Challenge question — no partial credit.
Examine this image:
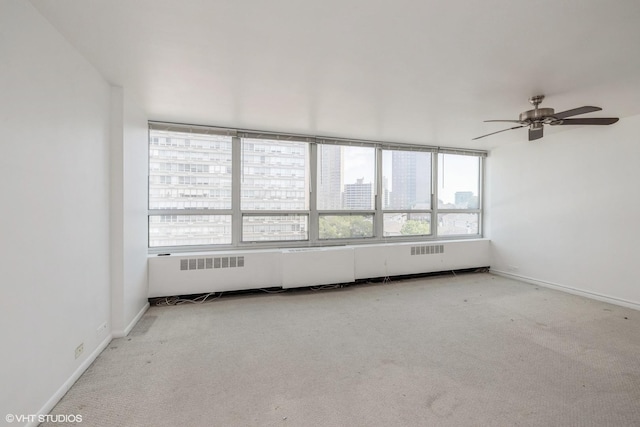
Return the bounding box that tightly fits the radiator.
[148,239,490,297]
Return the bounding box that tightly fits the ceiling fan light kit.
[473,95,619,141]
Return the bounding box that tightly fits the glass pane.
[242,215,308,242]
[149,130,232,209]
[437,154,480,209]
[241,138,309,210]
[437,213,479,236]
[382,150,431,209]
[317,145,375,210]
[383,213,431,237]
[149,215,231,247]
[318,214,374,239]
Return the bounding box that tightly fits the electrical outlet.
[75,343,84,359]
[96,322,107,337]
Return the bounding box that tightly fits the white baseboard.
[491,269,640,311]
[30,302,150,426]
[30,333,113,427]
[112,302,150,338]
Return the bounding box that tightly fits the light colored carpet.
[43,273,640,426]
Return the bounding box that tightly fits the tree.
[401,220,430,236]
[319,216,373,239]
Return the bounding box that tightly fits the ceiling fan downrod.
[520,95,555,123]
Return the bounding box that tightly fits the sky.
[341,148,479,204]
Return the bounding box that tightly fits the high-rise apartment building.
[343,178,373,210]
[148,131,309,246]
[149,131,233,247]
[240,138,308,242]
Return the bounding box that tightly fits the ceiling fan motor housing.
[519,107,555,122]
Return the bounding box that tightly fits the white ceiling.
[31,0,640,149]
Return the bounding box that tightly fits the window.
[242,214,308,242]
[319,214,374,239]
[149,125,233,247]
[148,122,485,251]
[317,145,375,210]
[382,149,432,237]
[437,153,481,236]
[240,136,310,242]
[149,215,231,247]
[316,144,376,240]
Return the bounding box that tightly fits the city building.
[317,145,343,210]
[343,178,373,209]
[454,191,474,208]
[389,151,431,209]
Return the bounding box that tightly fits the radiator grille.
[179,256,246,271]
[411,245,444,256]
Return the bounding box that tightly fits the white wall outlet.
[75,342,84,359]
[96,322,107,337]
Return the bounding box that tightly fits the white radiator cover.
[148,239,490,298]
[354,239,490,279]
[281,247,355,289]
[148,249,282,298]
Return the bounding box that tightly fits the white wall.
[110,87,149,337]
[0,1,112,422]
[488,116,640,308]
[0,2,150,424]
[122,90,150,331]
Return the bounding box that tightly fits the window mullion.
[231,136,242,246]
[374,147,383,239]
[479,156,485,236]
[309,143,319,244]
[432,152,439,237]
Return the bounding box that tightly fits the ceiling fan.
[473,95,619,141]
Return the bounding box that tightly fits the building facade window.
[148,122,485,251]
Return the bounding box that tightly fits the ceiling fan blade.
[528,126,543,141]
[553,117,619,125]
[553,106,602,120]
[472,125,525,140]
[484,120,523,124]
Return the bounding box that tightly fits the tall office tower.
[317,145,343,210]
[390,151,431,209]
[382,176,390,208]
[343,178,373,209]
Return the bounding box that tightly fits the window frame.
[314,141,377,241]
[238,134,312,243]
[148,122,486,253]
[434,151,484,237]
[380,147,434,239]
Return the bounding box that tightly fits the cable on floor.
[258,288,286,294]
[310,284,343,291]
[152,292,222,306]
